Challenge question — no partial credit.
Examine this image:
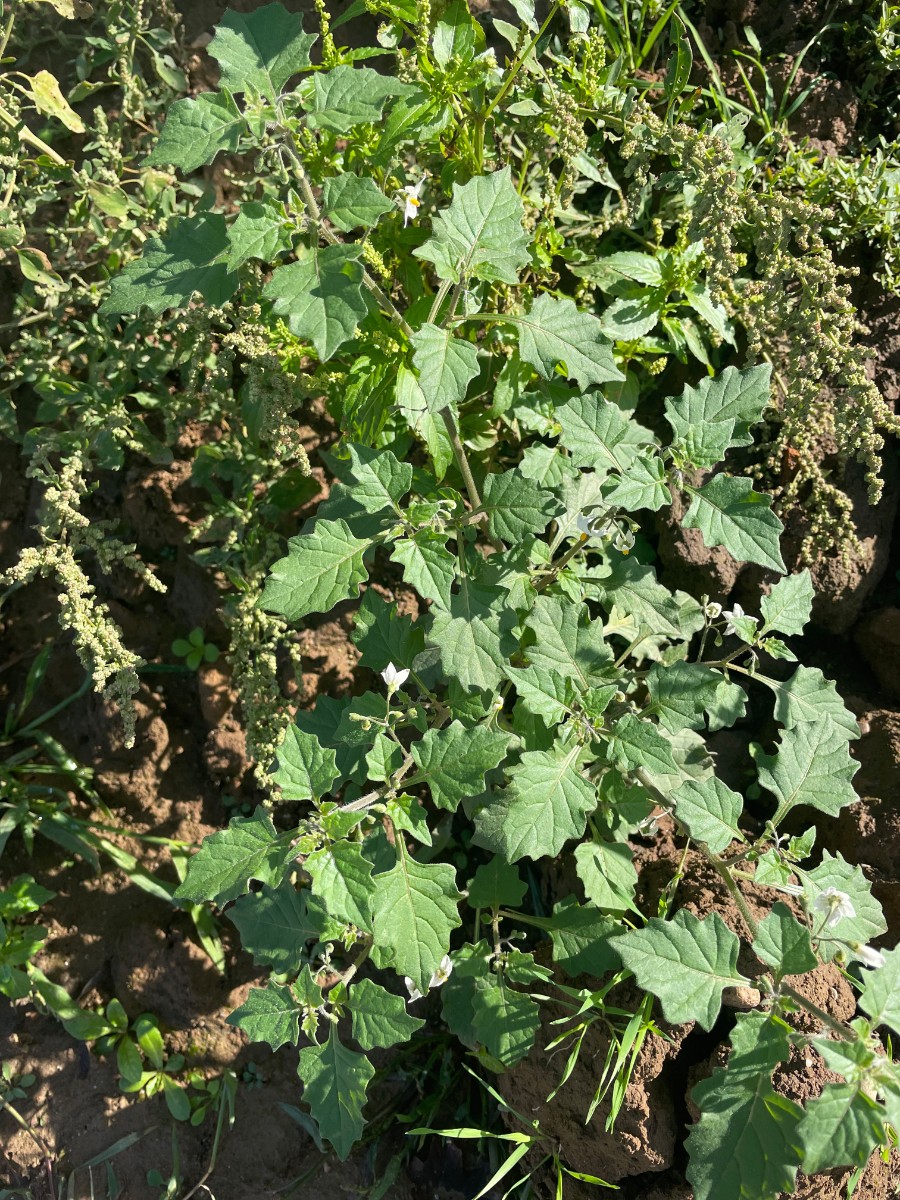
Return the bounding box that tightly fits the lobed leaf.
[515,295,623,390]
[614,910,748,1030]
[757,720,859,824]
[413,167,529,285]
[474,741,597,862]
[227,983,300,1051]
[174,808,293,905]
[410,324,479,418]
[410,721,512,811]
[683,474,786,572]
[298,1026,375,1159]
[262,519,370,622]
[101,214,238,315]
[147,91,246,173]
[209,4,316,99]
[323,174,394,231]
[272,725,339,801]
[370,852,463,992]
[347,977,424,1050]
[263,244,368,361]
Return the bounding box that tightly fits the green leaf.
[467,857,526,910]
[395,365,454,479]
[471,980,540,1067]
[262,519,370,621]
[574,840,638,913]
[345,442,412,515]
[147,91,246,172]
[481,469,560,543]
[602,455,669,512]
[665,364,771,467]
[672,777,744,855]
[273,725,339,801]
[101,214,238,315]
[523,595,612,689]
[224,200,291,271]
[647,661,746,733]
[760,570,814,636]
[348,978,424,1050]
[307,66,416,132]
[474,740,597,862]
[614,910,748,1030]
[514,295,623,390]
[410,323,479,418]
[352,590,424,673]
[544,897,621,978]
[413,167,529,285]
[555,393,651,474]
[209,4,316,99]
[411,721,511,811]
[859,945,900,1034]
[802,852,886,961]
[755,902,818,976]
[505,665,572,725]
[608,714,678,778]
[429,598,515,694]
[306,841,375,932]
[370,851,463,992]
[390,532,455,609]
[365,733,404,783]
[298,1026,375,1159]
[683,474,786,572]
[227,983,300,1051]
[385,794,432,845]
[174,808,292,904]
[757,720,859,824]
[432,0,478,67]
[798,1084,888,1174]
[229,883,318,971]
[686,1011,802,1200]
[759,666,860,747]
[600,295,660,340]
[440,941,493,1046]
[263,244,367,361]
[323,174,394,231]
[597,556,703,641]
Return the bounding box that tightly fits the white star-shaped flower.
[381,662,410,692]
[402,178,425,227]
[852,944,886,970]
[428,954,453,989]
[812,887,856,928]
[722,603,748,636]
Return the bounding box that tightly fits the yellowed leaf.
[27,71,85,133]
[27,0,94,17]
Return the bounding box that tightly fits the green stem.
[440,407,483,511]
[278,130,493,519]
[708,852,759,940]
[0,101,67,165]
[780,983,855,1041]
[483,2,562,124]
[0,1092,53,1160]
[0,0,19,60]
[535,534,587,592]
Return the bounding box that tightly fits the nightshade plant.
[102,3,900,1195]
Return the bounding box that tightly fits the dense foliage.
[3,0,900,1196]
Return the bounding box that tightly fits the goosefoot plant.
[104,3,900,1194]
